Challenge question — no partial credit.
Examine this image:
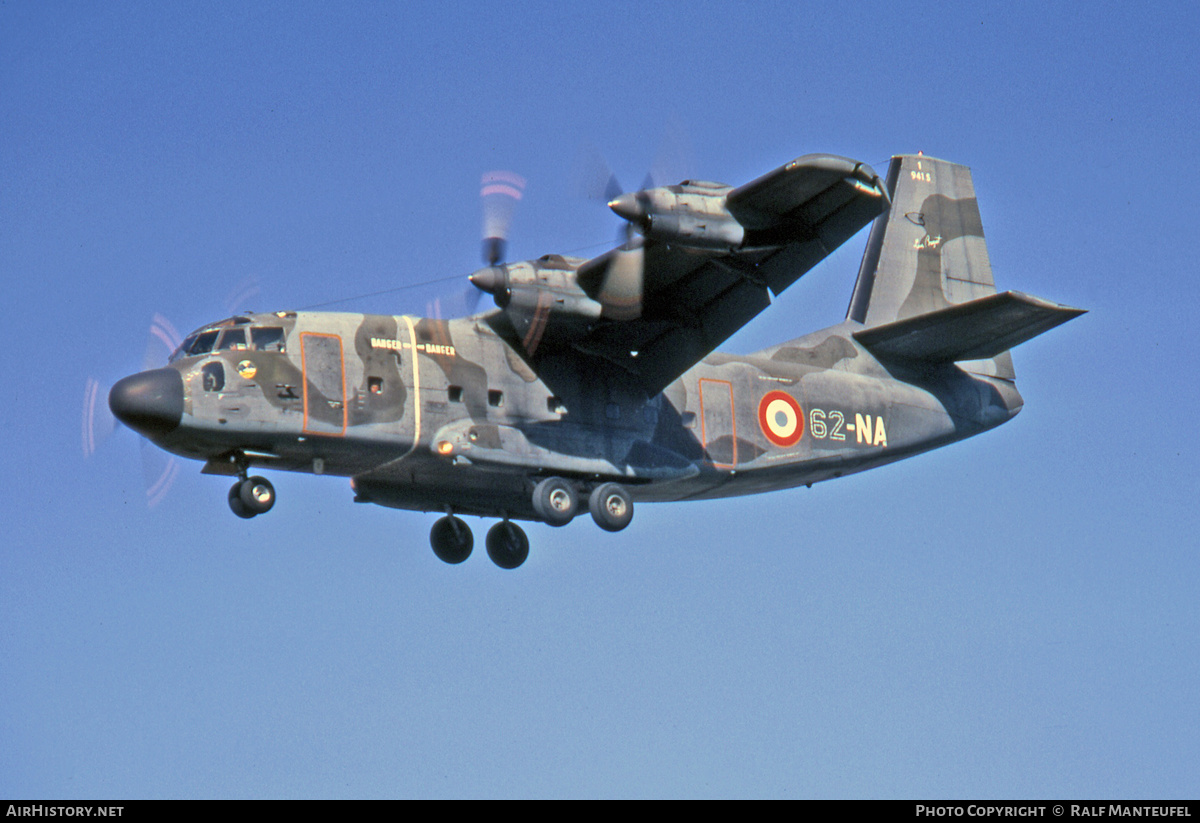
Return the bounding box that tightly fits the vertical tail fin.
[847,154,1014,379]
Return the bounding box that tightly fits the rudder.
[847,154,1013,379]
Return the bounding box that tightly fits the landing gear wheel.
[228,481,256,519]
[532,476,578,527]
[430,515,473,564]
[589,483,633,532]
[486,521,530,569]
[238,476,276,515]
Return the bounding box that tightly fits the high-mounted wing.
[484,154,889,396]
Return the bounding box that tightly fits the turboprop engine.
[469,254,602,354]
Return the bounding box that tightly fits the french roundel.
[758,391,804,447]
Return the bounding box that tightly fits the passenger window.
[368,377,383,395]
[488,389,503,407]
[447,385,464,403]
[251,327,286,353]
[217,328,247,350]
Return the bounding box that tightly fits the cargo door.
[698,377,737,468]
[301,332,347,435]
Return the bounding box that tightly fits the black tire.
[228,481,256,519]
[486,521,529,569]
[532,476,578,527]
[239,475,276,515]
[430,515,473,564]
[588,483,633,532]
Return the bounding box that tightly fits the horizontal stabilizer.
[853,291,1085,364]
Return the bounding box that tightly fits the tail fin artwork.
[847,155,1083,378]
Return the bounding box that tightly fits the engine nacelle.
[470,255,602,354]
[609,180,750,251]
[642,210,746,250]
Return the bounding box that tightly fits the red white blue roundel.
[758,391,804,447]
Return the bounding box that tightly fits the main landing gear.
[429,477,633,569]
[429,514,473,564]
[588,482,633,532]
[429,515,531,569]
[485,521,529,569]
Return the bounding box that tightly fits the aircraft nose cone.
[108,368,184,437]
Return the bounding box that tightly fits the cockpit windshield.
[217,328,247,351]
[250,326,285,352]
[170,320,287,362]
[176,330,219,359]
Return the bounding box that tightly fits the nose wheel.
[227,475,276,519]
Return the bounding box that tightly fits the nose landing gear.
[223,453,276,519]
[228,475,276,519]
[228,481,255,519]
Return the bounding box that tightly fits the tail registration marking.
[808,408,888,448]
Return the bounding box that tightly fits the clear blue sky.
[2,0,1197,798]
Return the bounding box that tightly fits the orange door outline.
[301,332,347,436]
[698,378,737,469]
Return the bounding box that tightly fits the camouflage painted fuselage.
[129,153,1080,531]
[152,307,1022,521]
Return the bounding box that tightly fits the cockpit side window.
[185,330,220,357]
[251,327,286,353]
[201,361,225,392]
[170,335,197,363]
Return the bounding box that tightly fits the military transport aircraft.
[106,152,1083,569]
